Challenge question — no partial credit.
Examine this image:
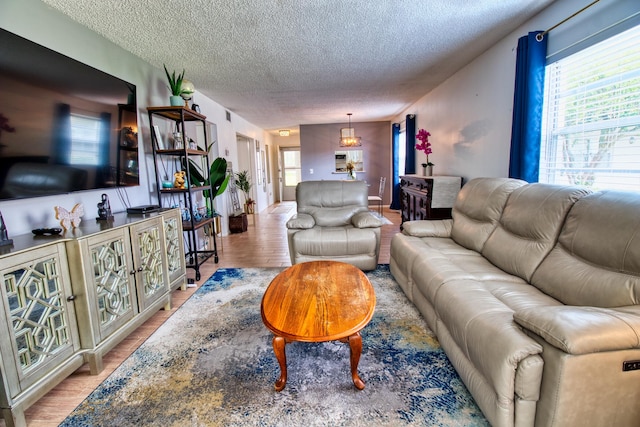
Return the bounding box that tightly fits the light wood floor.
[7,203,402,427]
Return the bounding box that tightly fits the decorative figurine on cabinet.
[0,211,13,247]
[55,203,84,230]
[96,193,114,221]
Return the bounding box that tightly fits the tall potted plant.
[235,170,255,214]
[164,64,185,106]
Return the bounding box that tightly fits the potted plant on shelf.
[164,64,185,106]
[184,155,230,217]
[235,170,255,214]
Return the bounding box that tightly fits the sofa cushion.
[411,251,526,307]
[482,184,591,282]
[531,190,640,307]
[434,279,543,399]
[450,178,526,253]
[402,218,453,237]
[483,280,562,313]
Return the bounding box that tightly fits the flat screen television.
[0,27,139,201]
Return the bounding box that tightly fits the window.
[69,114,102,165]
[539,24,640,191]
[282,149,301,187]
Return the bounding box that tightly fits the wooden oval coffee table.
[261,261,376,391]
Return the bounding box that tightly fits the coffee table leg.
[348,333,365,390]
[272,336,287,391]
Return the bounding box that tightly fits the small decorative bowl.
[162,181,173,189]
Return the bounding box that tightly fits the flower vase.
[423,165,433,176]
[349,170,356,180]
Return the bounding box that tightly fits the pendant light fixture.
[339,113,362,147]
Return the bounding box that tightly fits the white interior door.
[280,147,300,201]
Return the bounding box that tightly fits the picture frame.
[153,125,164,150]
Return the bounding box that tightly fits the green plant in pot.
[185,156,230,217]
[164,64,185,107]
[235,170,255,214]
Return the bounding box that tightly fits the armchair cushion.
[286,213,315,229]
[291,227,379,258]
[296,180,369,227]
[351,211,384,228]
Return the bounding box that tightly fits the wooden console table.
[400,175,462,224]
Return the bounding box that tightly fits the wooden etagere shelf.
[147,105,207,121]
[148,106,218,281]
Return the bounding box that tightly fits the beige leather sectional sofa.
[390,177,640,427]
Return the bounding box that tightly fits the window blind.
[539,24,640,191]
[70,114,101,166]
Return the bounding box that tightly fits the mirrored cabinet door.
[0,244,80,397]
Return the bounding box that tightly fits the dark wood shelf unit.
[182,217,215,232]
[159,185,210,194]
[147,105,207,122]
[156,148,208,156]
[148,106,218,281]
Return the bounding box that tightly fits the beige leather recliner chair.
[286,180,383,271]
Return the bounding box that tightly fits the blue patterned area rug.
[60,266,488,426]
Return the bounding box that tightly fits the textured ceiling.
[41,0,555,133]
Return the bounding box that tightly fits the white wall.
[0,0,269,236]
[394,0,633,182]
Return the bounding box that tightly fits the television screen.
[0,28,139,201]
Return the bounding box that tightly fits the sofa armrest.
[286,213,315,229]
[514,305,640,355]
[351,211,383,228]
[401,219,453,237]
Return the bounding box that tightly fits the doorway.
[236,135,254,205]
[280,147,300,201]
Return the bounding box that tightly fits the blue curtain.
[508,31,547,182]
[390,123,401,210]
[405,114,416,174]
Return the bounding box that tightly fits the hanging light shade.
[339,113,362,147]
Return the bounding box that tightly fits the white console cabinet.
[0,209,185,427]
[161,208,187,291]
